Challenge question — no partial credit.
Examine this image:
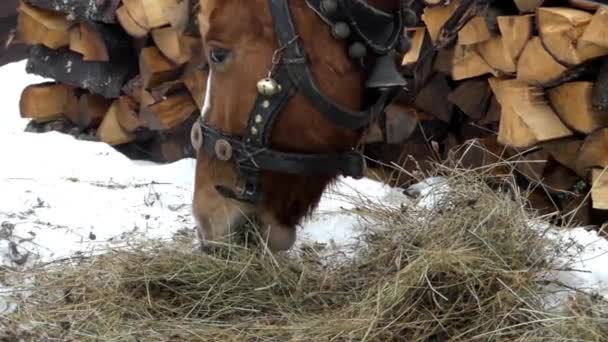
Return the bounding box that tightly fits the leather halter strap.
[193,0,408,204]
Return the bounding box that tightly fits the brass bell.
[256,77,282,97]
[320,0,338,15]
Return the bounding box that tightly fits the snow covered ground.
[0,60,607,315]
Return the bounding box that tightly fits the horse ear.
[198,0,219,37]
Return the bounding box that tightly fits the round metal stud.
[190,124,203,151]
[255,115,263,124]
[214,139,233,161]
[256,77,282,97]
[332,22,351,40]
[320,0,338,15]
[251,126,259,135]
[261,100,270,108]
[348,42,367,59]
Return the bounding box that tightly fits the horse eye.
[210,48,231,64]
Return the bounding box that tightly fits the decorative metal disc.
[214,139,233,161]
[190,124,203,151]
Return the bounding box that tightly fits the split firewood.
[97,101,136,146]
[497,15,533,64]
[26,45,136,98]
[182,67,208,108]
[116,96,147,133]
[19,82,73,123]
[516,37,570,86]
[65,92,112,128]
[477,36,516,75]
[383,104,419,144]
[16,1,70,49]
[577,128,608,169]
[542,138,585,177]
[140,91,197,131]
[413,73,453,122]
[119,0,149,32]
[592,58,608,111]
[420,0,460,43]
[547,81,608,134]
[447,78,491,120]
[24,0,120,24]
[515,149,550,183]
[591,168,608,209]
[152,28,196,65]
[542,162,582,193]
[560,193,592,226]
[69,22,108,61]
[457,16,491,45]
[163,0,191,35]
[139,46,183,89]
[581,5,608,48]
[402,27,426,66]
[142,0,172,29]
[537,7,608,66]
[116,5,148,38]
[514,0,545,13]
[452,44,496,80]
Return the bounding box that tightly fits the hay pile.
[1,169,607,341]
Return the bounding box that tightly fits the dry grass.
[1,165,607,341]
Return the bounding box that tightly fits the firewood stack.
[367,0,608,225]
[15,0,206,163]
[12,0,608,224]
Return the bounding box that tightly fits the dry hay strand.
[1,167,607,341]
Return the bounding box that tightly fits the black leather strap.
[200,123,366,178]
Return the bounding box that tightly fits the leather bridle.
[191,0,416,204]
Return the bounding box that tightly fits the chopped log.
[543,162,581,193]
[23,0,120,24]
[148,80,187,102]
[116,5,148,38]
[116,96,147,133]
[591,168,608,209]
[140,92,197,131]
[69,22,108,62]
[139,46,183,89]
[433,46,454,75]
[120,0,149,31]
[26,45,136,99]
[480,96,501,125]
[497,15,533,63]
[537,7,608,67]
[151,28,192,65]
[164,0,191,34]
[452,44,496,81]
[577,128,608,169]
[516,37,570,86]
[447,78,491,120]
[457,16,491,45]
[17,2,69,49]
[592,58,608,111]
[383,104,419,144]
[503,84,573,143]
[183,67,208,108]
[122,75,143,103]
[547,82,608,134]
[421,0,460,43]
[560,193,592,226]
[141,0,171,29]
[414,73,453,122]
[402,27,426,66]
[497,104,538,148]
[516,149,549,183]
[542,138,585,177]
[73,93,112,128]
[477,36,516,74]
[581,5,608,48]
[514,0,545,13]
[97,101,136,145]
[19,82,72,123]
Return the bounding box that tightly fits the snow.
[0,60,607,316]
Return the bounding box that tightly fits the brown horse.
[191,0,414,251]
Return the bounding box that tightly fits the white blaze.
[201,71,213,120]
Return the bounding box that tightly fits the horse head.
[191,0,415,251]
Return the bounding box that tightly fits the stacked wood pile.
[0,0,28,66]
[364,0,608,225]
[11,0,608,225]
[14,0,206,162]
